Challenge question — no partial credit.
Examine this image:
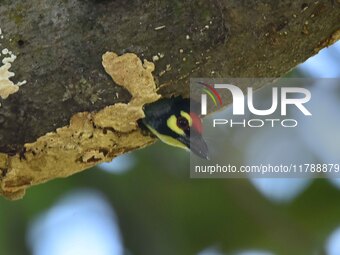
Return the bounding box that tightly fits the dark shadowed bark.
[0,0,339,199]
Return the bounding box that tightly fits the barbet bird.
[141,96,209,159]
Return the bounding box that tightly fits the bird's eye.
[177,116,189,130]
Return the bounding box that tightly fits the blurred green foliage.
[1,141,340,255]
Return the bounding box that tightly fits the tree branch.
[0,0,339,199]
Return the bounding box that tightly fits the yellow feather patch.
[180,111,192,126]
[146,125,188,150]
[167,115,185,135]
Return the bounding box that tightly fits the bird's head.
[141,96,209,159]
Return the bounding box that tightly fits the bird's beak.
[179,132,210,160]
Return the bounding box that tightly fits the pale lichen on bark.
[0,52,160,200]
[0,63,20,99]
[0,29,27,100]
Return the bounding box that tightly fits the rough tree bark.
[0,0,339,199]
